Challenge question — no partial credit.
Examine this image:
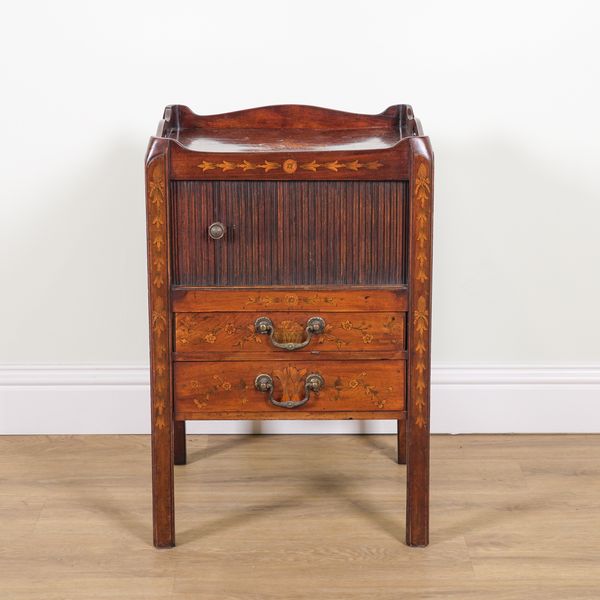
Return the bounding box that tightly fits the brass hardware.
[208,222,225,240]
[254,316,326,351]
[254,372,324,409]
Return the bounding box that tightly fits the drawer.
[174,312,405,354]
[174,360,405,417]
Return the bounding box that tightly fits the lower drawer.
[174,360,405,416]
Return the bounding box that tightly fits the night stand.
[145,104,434,547]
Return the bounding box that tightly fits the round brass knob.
[208,222,225,240]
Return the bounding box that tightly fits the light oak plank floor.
[1,434,599,599]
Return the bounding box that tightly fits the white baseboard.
[1,364,599,434]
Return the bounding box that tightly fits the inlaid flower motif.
[282,159,297,174]
[362,334,373,344]
[204,333,217,344]
[221,381,232,391]
[341,320,353,330]
[247,296,274,307]
[284,294,299,305]
[225,323,236,335]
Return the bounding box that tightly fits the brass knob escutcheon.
[208,222,225,240]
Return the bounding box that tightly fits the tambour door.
[171,181,407,287]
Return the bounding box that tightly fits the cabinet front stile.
[146,139,175,548]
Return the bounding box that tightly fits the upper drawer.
[171,180,407,287]
[175,311,405,355]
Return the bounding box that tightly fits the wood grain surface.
[171,180,406,286]
[1,434,599,599]
[162,104,417,180]
[174,312,405,354]
[174,361,405,417]
[171,287,408,313]
[145,140,175,548]
[405,138,434,547]
[147,103,431,549]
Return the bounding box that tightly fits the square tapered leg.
[174,420,187,465]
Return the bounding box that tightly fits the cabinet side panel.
[171,181,407,286]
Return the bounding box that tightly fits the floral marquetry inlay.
[175,313,404,353]
[175,362,403,413]
[147,158,169,430]
[189,375,249,408]
[332,371,393,409]
[197,158,384,174]
[412,160,432,429]
[245,293,337,308]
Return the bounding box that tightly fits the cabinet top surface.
[156,104,424,154]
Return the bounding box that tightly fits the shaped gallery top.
[153,104,426,179]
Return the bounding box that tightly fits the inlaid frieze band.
[198,158,383,174]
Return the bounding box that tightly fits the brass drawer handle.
[254,316,326,351]
[254,372,324,409]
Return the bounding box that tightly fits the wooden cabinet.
[145,104,433,548]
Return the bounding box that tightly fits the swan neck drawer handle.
[254,373,324,409]
[254,316,326,351]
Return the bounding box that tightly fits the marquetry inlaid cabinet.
[145,104,434,548]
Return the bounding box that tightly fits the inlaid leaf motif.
[153,234,164,251]
[148,159,169,430]
[324,160,342,171]
[345,160,362,171]
[366,160,384,170]
[233,323,263,348]
[258,160,280,172]
[273,366,307,404]
[412,159,431,429]
[198,160,216,171]
[238,160,257,171]
[148,168,165,198]
[300,160,319,171]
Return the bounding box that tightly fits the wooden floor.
[1,434,599,599]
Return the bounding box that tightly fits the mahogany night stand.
[145,104,434,548]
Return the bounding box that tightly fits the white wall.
[1,1,599,433]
